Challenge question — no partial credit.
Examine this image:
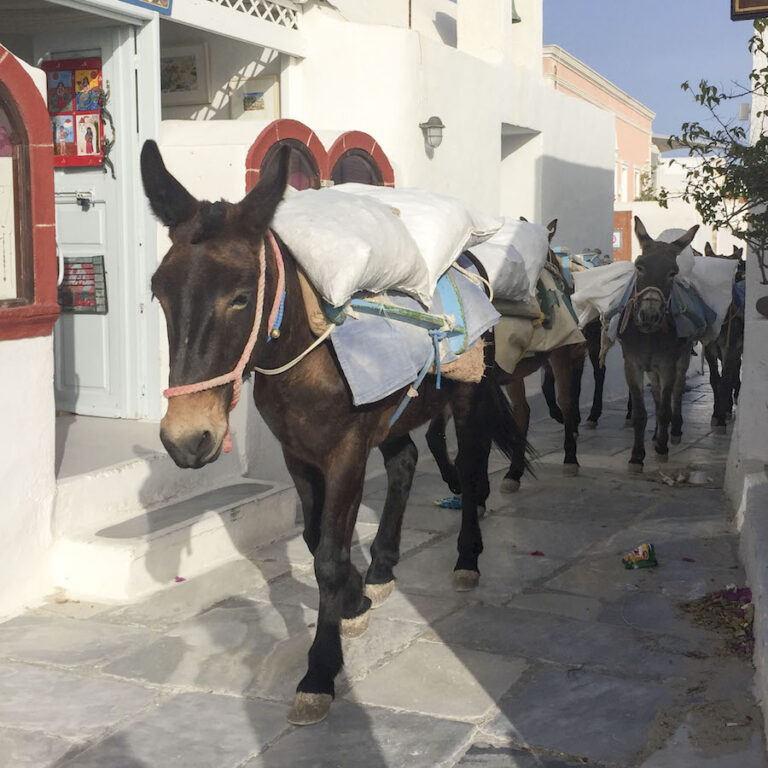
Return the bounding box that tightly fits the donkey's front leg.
[625,358,647,472]
[289,449,369,726]
[653,375,673,461]
[550,345,581,476]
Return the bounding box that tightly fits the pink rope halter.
[163,230,285,453]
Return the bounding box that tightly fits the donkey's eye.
[230,294,250,309]
[669,269,679,279]
[636,264,645,274]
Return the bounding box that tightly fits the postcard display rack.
[42,57,104,168]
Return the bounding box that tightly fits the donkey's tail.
[476,333,536,476]
[476,366,536,477]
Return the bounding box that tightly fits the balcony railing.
[202,0,299,30]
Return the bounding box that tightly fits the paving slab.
[0,726,73,768]
[506,591,602,622]
[56,692,287,768]
[0,616,157,668]
[482,663,674,765]
[0,663,157,740]
[430,604,699,681]
[249,700,474,768]
[347,639,527,722]
[104,600,317,697]
[456,743,608,767]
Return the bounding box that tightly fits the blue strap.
[266,290,286,342]
[388,346,436,427]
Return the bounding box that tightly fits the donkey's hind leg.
[542,361,564,423]
[501,375,529,493]
[426,408,461,494]
[451,385,491,591]
[549,344,583,475]
[704,342,726,430]
[364,434,418,607]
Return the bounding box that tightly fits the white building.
[0,0,616,616]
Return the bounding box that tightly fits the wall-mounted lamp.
[511,0,522,23]
[419,116,445,149]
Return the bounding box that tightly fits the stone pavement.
[1,376,766,767]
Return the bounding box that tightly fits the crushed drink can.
[622,543,658,569]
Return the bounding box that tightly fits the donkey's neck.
[249,233,316,373]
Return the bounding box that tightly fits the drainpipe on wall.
[408,0,412,28]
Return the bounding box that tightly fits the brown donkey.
[141,141,528,726]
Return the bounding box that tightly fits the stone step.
[52,480,297,602]
[54,447,248,536]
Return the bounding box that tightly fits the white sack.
[333,183,502,299]
[272,189,430,307]
[571,261,635,327]
[468,218,550,301]
[686,255,739,335]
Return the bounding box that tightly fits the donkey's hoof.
[584,420,598,430]
[713,424,727,435]
[624,419,633,428]
[287,693,333,726]
[563,463,579,477]
[341,607,371,639]
[628,462,643,474]
[501,477,521,494]
[670,434,681,445]
[710,416,719,426]
[453,569,480,592]
[656,453,669,463]
[364,580,394,608]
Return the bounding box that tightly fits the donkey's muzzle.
[161,427,220,469]
[160,390,228,468]
[634,289,667,333]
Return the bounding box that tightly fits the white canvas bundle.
[468,218,550,301]
[685,255,739,336]
[571,261,636,328]
[272,189,430,307]
[333,183,502,300]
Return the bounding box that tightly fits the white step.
[52,480,297,602]
[54,448,248,536]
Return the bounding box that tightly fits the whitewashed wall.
[616,198,745,260]
[0,59,57,619]
[0,338,56,618]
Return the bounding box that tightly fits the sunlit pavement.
[0,376,764,767]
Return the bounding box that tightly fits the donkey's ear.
[704,242,715,257]
[546,219,558,242]
[634,217,652,248]
[733,245,744,259]
[519,216,528,222]
[671,225,699,252]
[140,140,198,229]
[239,145,290,234]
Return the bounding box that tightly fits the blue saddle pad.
[328,262,499,406]
[670,281,717,339]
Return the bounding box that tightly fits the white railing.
[203,0,299,29]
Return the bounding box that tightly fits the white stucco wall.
[616,198,745,261]
[0,336,56,618]
[0,55,56,619]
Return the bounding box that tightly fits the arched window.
[0,95,32,304]
[331,148,383,186]
[261,138,320,191]
[327,131,394,187]
[0,47,58,341]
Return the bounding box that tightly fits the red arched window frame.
[0,47,58,341]
[245,119,329,193]
[328,131,395,187]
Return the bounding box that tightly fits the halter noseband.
[162,229,286,453]
[620,282,671,335]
